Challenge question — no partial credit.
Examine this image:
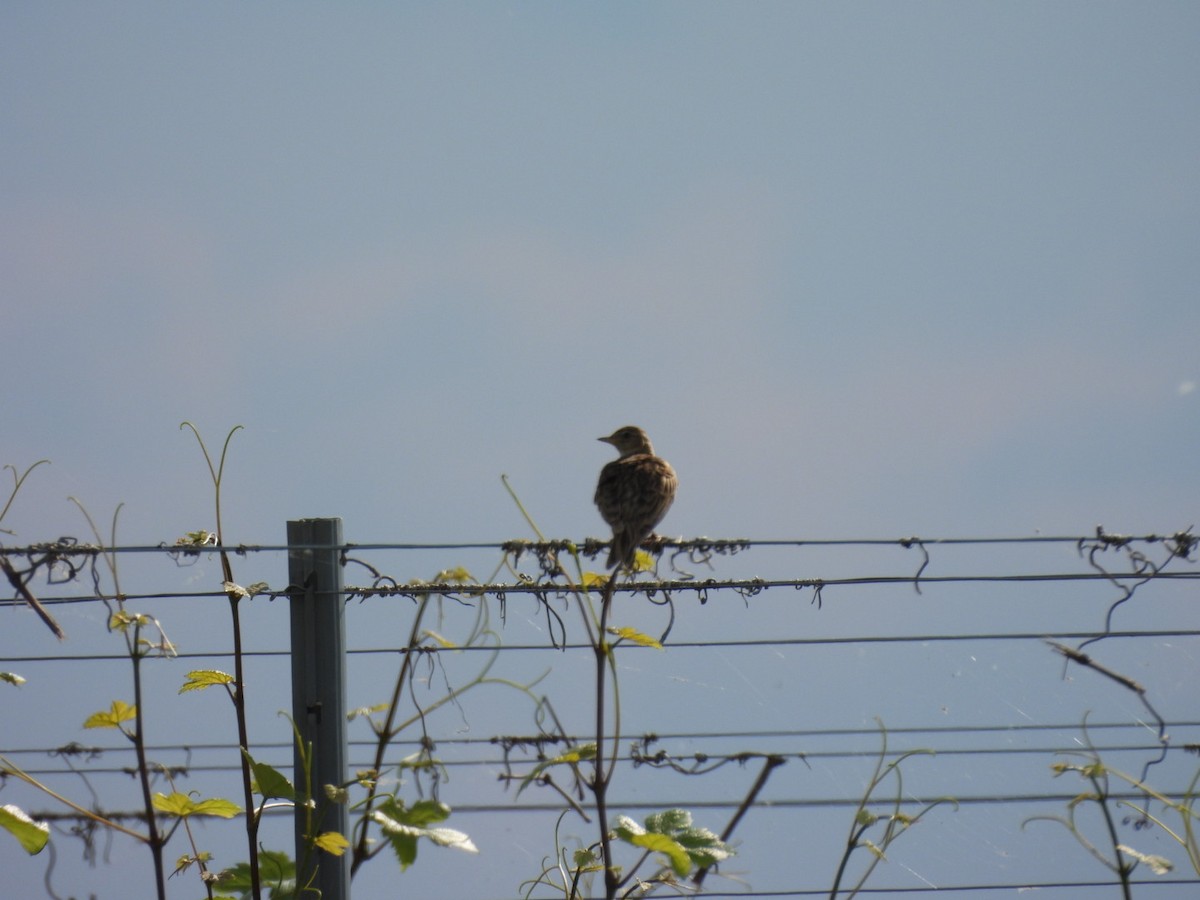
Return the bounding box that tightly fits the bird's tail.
[606,532,635,570]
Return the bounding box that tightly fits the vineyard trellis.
[2,523,1199,900]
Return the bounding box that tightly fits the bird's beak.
[598,436,615,446]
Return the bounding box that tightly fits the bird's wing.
[595,455,677,532]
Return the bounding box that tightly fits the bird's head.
[599,425,655,458]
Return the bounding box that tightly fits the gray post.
[287,518,350,900]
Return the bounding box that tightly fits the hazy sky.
[3,4,1199,899]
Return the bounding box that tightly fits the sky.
[2,3,1199,899]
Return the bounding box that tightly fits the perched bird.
[594,425,677,570]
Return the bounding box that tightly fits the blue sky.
[3,4,1199,899]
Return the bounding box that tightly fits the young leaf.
[314,831,350,856]
[432,566,475,584]
[863,839,886,860]
[171,851,212,877]
[632,549,656,572]
[0,804,49,855]
[607,626,663,649]
[83,700,137,730]
[517,743,598,796]
[422,629,458,649]
[179,669,234,694]
[347,703,389,721]
[855,808,879,827]
[175,530,217,547]
[152,792,241,819]
[221,580,270,599]
[1117,845,1173,874]
[108,610,151,632]
[1,672,26,687]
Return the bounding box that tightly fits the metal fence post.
[287,518,350,900]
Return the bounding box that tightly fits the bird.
[594,425,677,570]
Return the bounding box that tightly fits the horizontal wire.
[8,718,1191,757]
[343,571,1200,596]
[487,882,1199,899]
[488,886,1200,900]
[7,740,1183,778]
[17,791,1195,821]
[1,530,1195,556]
[4,568,1198,609]
[8,719,1194,777]
[3,628,1197,664]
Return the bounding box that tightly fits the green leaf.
[179,669,234,694]
[423,827,477,852]
[0,804,49,855]
[217,850,295,896]
[644,808,691,833]
[388,801,451,830]
[573,846,599,868]
[615,809,733,877]
[614,814,644,839]
[242,752,296,802]
[1,671,26,687]
[674,825,734,869]
[152,792,241,819]
[607,626,663,649]
[190,797,242,818]
[83,699,137,730]
[372,798,476,872]
[625,830,691,876]
[379,817,417,871]
[422,629,458,649]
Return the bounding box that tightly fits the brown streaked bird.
[594,425,677,570]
